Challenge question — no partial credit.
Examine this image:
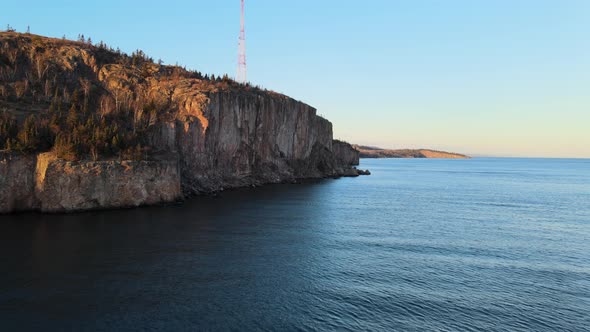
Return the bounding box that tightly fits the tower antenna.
[237,0,247,84]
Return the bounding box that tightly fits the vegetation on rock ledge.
[0,30,275,161]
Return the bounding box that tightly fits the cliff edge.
[0,32,360,213]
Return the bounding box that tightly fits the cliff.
[354,145,469,159]
[0,32,360,213]
[1,151,181,213]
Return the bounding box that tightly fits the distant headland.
[353,145,470,159]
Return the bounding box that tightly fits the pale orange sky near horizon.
[336,94,589,158]
[3,0,589,158]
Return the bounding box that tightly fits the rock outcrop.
[35,153,181,212]
[333,140,360,167]
[0,32,360,213]
[0,151,182,213]
[0,153,37,212]
[166,92,350,194]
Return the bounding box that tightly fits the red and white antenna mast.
[237,0,247,83]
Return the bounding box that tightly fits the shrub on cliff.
[52,133,77,161]
[0,110,18,150]
[0,90,152,160]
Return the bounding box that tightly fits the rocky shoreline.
[1,118,363,214]
[1,144,362,214]
[0,33,364,214]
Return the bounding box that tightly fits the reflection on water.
[1,158,589,331]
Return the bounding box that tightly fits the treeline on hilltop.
[0,30,271,161]
[0,89,154,161]
[0,37,168,162]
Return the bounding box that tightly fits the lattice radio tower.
[237,0,247,83]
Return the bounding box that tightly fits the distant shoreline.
[353,145,470,159]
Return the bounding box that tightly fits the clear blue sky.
[3,0,589,157]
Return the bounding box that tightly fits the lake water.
[1,158,589,331]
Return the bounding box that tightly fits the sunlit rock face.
[0,32,359,212]
[161,92,354,194]
[34,153,182,212]
[0,152,182,213]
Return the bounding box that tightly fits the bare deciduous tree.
[44,79,52,98]
[35,56,49,80]
[90,145,99,161]
[99,95,114,118]
[80,78,91,99]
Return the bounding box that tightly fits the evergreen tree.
[67,104,78,128]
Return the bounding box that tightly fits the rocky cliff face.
[0,32,360,213]
[333,140,360,167]
[0,153,37,212]
[166,92,350,194]
[0,151,182,213]
[35,153,181,212]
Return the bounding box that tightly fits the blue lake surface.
[1,158,589,331]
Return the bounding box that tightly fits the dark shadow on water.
[1,159,588,331]
[0,178,351,330]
